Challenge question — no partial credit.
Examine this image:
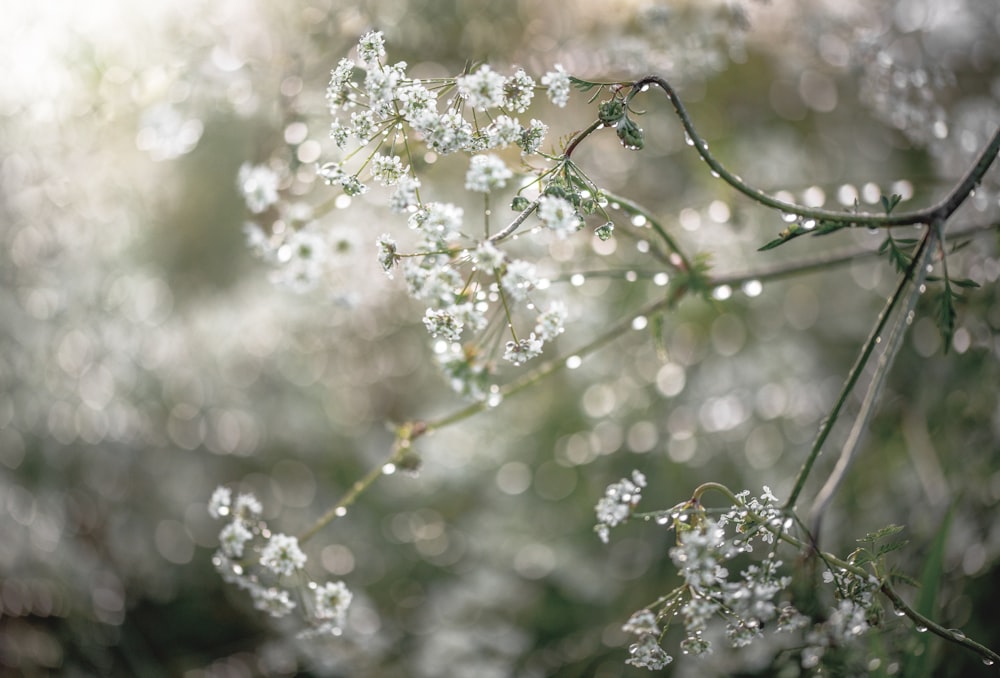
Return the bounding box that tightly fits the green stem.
[784,230,933,509]
[808,227,937,528]
[880,583,1000,668]
[629,76,1000,229]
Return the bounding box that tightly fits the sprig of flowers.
[598,477,894,671]
[208,486,353,636]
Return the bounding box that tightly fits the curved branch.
[629,75,1000,229]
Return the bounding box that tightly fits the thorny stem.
[628,75,1000,229]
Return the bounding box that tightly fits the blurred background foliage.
[1,0,998,675]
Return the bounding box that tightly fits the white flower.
[457,64,506,111]
[219,521,253,558]
[537,195,580,238]
[501,259,538,300]
[260,533,307,577]
[534,301,567,341]
[238,163,280,214]
[233,493,262,522]
[465,154,513,192]
[369,153,408,186]
[623,609,661,636]
[326,57,356,111]
[376,234,399,275]
[594,470,647,543]
[487,115,522,148]
[251,586,296,618]
[356,30,385,64]
[314,581,353,625]
[208,486,232,519]
[474,240,505,269]
[389,174,420,213]
[503,68,535,112]
[626,633,672,670]
[423,307,464,342]
[541,64,571,107]
[409,202,464,244]
[518,119,548,154]
[503,333,543,365]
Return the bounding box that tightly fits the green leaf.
[937,286,957,354]
[877,539,910,558]
[951,278,980,289]
[864,524,906,542]
[880,193,902,214]
[569,76,600,92]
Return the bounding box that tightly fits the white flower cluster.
[605,484,890,671]
[594,470,647,543]
[299,33,584,398]
[208,486,353,635]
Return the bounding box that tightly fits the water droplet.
[335,506,347,517]
[655,514,671,525]
[630,214,647,227]
[918,284,927,294]
[382,463,397,475]
[742,279,763,297]
[781,212,798,223]
[875,336,882,344]
[625,270,638,282]
[925,264,933,274]
[684,132,694,146]
[712,285,733,301]
[894,608,907,617]
[916,625,928,633]
[802,219,817,231]
[710,170,720,178]
[640,84,649,92]
[948,628,967,640]
[983,658,995,666]
[566,355,582,369]
[653,272,669,286]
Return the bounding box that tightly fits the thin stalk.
[809,227,937,530]
[784,231,932,509]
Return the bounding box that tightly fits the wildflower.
[314,581,353,626]
[500,259,539,300]
[409,202,464,245]
[208,486,232,519]
[533,301,566,341]
[541,65,571,107]
[238,163,280,214]
[626,633,672,671]
[233,492,262,522]
[326,57,356,111]
[251,586,296,618]
[503,333,543,365]
[219,520,253,559]
[423,307,464,342]
[537,195,581,238]
[518,119,548,154]
[365,61,406,114]
[503,68,535,112]
[594,470,646,543]
[622,609,661,636]
[376,234,399,275]
[465,154,513,192]
[457,64,506,111]
[356,30,385,64]
[260,533,307,577]
[389,174,420,213]
[487,115,522,148]
[369,153,408,186]
[474,240,505,269]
